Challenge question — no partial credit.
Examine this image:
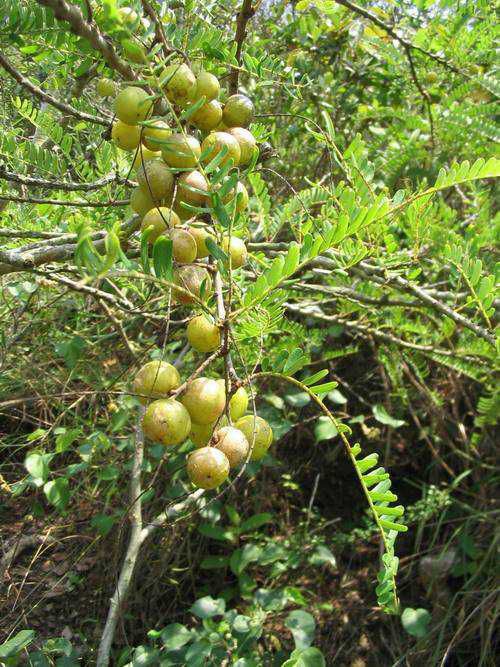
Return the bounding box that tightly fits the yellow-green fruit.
[235,415,273,461]
[187,315,221,353]
[201,131,240,167]
[141,207,180,242]
[132,147,161,171]
[143,399,191,446]
[190,99,223,131]
[118,6,139,26]
[130,186,158,217]
[161,63,197,107]
[181,377,226,424]
[142,120,171,151]
[223,181,249,213]
[173,200,196,222]
[173,265,212,304]
[222,94,254,128]
[228,127,257,165]
[122,39,147,64]
[161,133,201,169]
[193,70,220,102]
[188,224,215,258]
[137,160,174,201]
[168,228,197,264]
[177,170,209,207]
[212,426,249,468]
[114,86,152,125]
[96,77,117,98]
[190,421,217,447]
[215,381,249,421]
[111,120,141,151]
[187,446,229,489]
[132,360,180,402]
[222,236,247,268]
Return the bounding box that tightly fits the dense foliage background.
[0,1,498,665]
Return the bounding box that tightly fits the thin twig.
[229,1,257,94]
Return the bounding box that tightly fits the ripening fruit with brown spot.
[173,265,212,304]
[187,224,214,258]
[114,86,152,125]
[97,78,117,98]
[141,207,180,242]
[222,94,254,128]
[187,446,229,489]
[161,63,197,107]
[222,236,247,268]
[212,426,249,468]
[143,399,191,446]
[137,160,174,201]
[111,120,141,151]
[193,70,220,102]
[181,377,226,424]
[187,315,221,353]
[142,119,171,151]
[130,186,159,218]
[190,100,223,131]
[235,415,273,461]
[167,228,197,264]
[228,127,257,165]
[161,133,201,170]
[201,132,241,167]
[133,360,180,402]
[132,147,161,171]
[177,170,209,207]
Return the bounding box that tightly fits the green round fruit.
[187,446,230,489]
[161,63,197,107]
[96,77,117,98]
[187,315,221,353]
[190,100,223,131]
[141,207,180,242]
[235,415,273,461]
[187,224,215,258]
[111,120,141,151]
[130,186,158,217]
[228,127,257,165]
[168,228,197,264]
[137,160,174,201]
[222,236,247,268]
[132,147,161,171]
[181,377,226,424]
[118,6,140,26]
[115,86,152,125]
[177,170,209,207]
[133,360,180,402]
[215,381,249,421]
[161,133,201,169]
[190,421,216,447]
[173,265,212,304]
[143,399,191,446]
[212,426,249,468]
[201,131,241,167]
[142,119,171,151]
[193,70,220,102]
[222,94,254,128]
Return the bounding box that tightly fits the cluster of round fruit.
[102,61,257,304]
[132,360,273,490]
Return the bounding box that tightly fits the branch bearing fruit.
[161,133,201,170]
[111,120,141,151]
[187,224,214,258]
[141,207,180,242]
[143,399,191,446]
[222,236,247,268]
[161,63,197,107]
[228,127,257,165]
[187,315,221,353]
[173,265,212,304]
[167,228,197,264]
[114,86,152,125]
[235,415,273,461]
[137,160,174,201]
[181,377,226,424]
[190,100,223,131]
[212,426,249,468]
[187,446,230,489]
[133,360,180,402]
[222,94,254,128]
[201,131,241,167]
[193,70,220,102]
[142,119,171,151]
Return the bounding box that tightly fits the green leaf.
[372,404,405,428]
[327,389,347,404]
[314,416,338,442]
[25,452,50,484]
[197,523,235,542]
[205,237,229,264]
[43,478,70,511]
[159,623,192,650]
[401,607,431,638]
[190,596,225,619]
[0,630,35,658]
[255,587,288,611]
[239,513,273,532]
[285,392,311,408]
[200,555,229,569]
[285,610,316,649]
[153,236,173,281]
[282,647,326,667]
[309,545,337,569]
[230,543,262,575]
